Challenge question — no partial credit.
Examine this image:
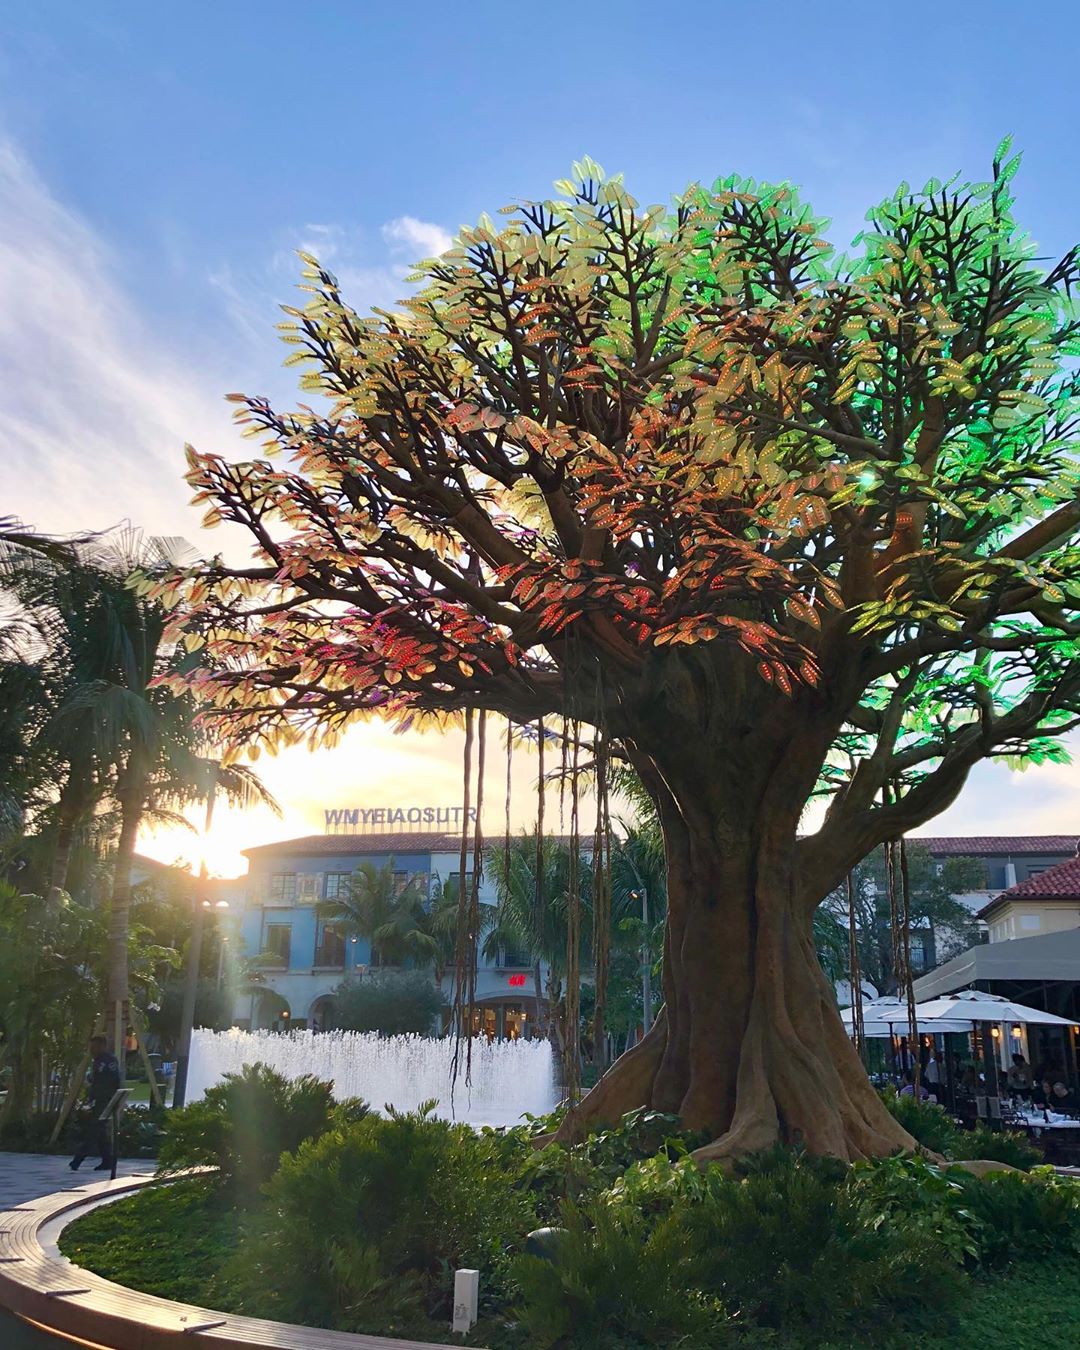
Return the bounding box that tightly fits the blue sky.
[2,1,1078,865]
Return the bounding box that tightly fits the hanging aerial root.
[450,709,475,1092]
[564,720,582,1104]
[535,1010,669,1148]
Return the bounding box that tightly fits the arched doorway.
[308,994,337,1032]
[251,990,292,1031]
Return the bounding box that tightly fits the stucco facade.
[233,832,548,1036]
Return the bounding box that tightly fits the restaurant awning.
[913,926,1080,1000]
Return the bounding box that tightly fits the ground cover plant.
[58,1175,239,1305]
[60,1090,1080,1348]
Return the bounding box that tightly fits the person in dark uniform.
[69,1035,121,1171]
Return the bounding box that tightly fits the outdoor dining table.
[1012,1110,1080,1133]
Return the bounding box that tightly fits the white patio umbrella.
[914,991,1075,1028]
[840,998,972,1037]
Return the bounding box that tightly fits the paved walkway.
[0,1153,150,1209]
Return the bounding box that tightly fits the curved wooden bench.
[0,1174,479,1349]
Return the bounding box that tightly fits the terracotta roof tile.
[244,831,1079,862]
[914,835,1079,856]
[988,854,1080,903]
[243,831,581,858]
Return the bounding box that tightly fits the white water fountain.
[186,1027,558,1129]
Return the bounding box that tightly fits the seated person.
[958,1063,980,1094]
[898,1070,929,1101]
[1050,1081,1079,1114]
[1033,1076,1055,1108]
[1006,1053,1033,1096]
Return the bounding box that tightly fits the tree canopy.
[161,148,1080,1158]
[166,147,1080,880]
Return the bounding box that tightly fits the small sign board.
[324,805,479,835]
[452,1268,478,1334]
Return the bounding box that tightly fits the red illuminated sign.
[507,973,527,987]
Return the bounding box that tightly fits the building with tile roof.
[977,850,1080,943]
[235,830,581,1039]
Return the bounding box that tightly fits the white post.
[452,1268,479,1334]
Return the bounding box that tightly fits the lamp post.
[630,888,652,1035]
[173,897,229,1108]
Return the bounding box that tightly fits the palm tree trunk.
[105,755,148,1060]
[49,761,94,895]
[533,959,544,1036]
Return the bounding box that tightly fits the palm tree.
[485,834,593,1049]
[0,883,101,1123]
[318,859,436,968]
[0,523,277,1055]
[0,531,94,886]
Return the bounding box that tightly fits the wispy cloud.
[0,141,240,540]
[259,214,454,322]
[382,215,453,260]
[0,144,488,872]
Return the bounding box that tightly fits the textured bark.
[48,763,95,897]
[554,724,915,1163]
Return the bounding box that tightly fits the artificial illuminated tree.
[163,146,1080,1161]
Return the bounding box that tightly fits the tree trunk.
[105,760,147,1061]
[555,756,914,1163]
[49,762,94,896]
[533,959,545,1036]
[50,815,76,896]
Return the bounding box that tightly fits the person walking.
[69,1035,121,1172]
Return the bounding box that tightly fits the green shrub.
[499,1136,603,1225]
[954,1124,1042,1171]
[496,1107,710,1225]
[950,1166,1080,1268]
[852,1154,1080,1272]
[158,1063,366,1198]
[221,1105,536,1335]
[687,1148,963,1343]
[881,1087,963,1155]
[331,972,446,1036]
[578,1107,711,1180]
[850,1154,981,1267]
[512,1199,729,1349]
[0,1103,165,1158]
[515,1148,964,1347]
[604,1152,714,1217]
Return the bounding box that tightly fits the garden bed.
[58,1176,1080,1349]
[54,1067,1080,1349]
